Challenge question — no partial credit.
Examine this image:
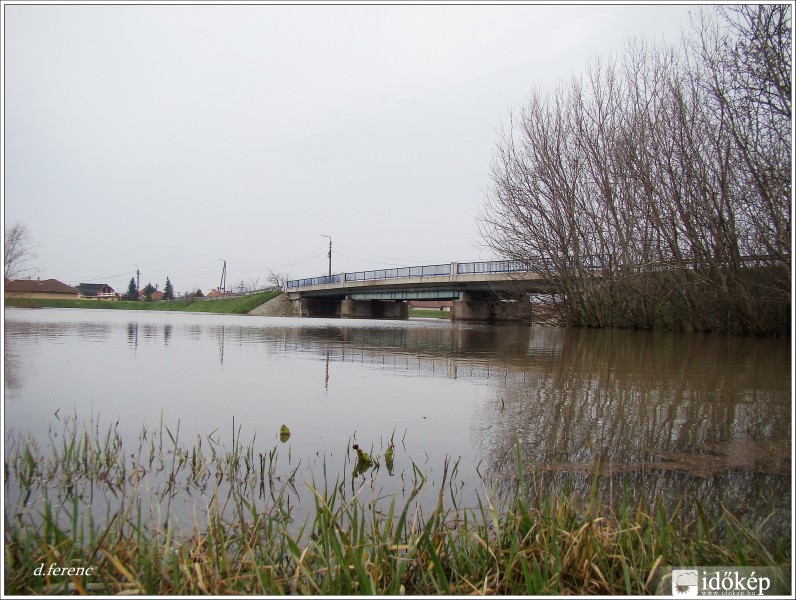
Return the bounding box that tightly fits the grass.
[4,419,790,595]
[4,291,281,315]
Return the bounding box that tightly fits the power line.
[63,271,136,283]
[230,248,328,273]
[334,242,442,265]
[333,250,410,267]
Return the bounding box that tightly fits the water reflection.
[127,321,138,350]
[469,328,791,544]
[3,309,790,545]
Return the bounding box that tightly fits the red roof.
[5,278,80,294]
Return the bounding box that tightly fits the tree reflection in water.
[472,328,790,547]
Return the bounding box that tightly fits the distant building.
[408,300,452,312]
[76,283,119,300]
[5,278,80,300]
[138,289,165,302]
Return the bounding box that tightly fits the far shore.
[4,293,454,320]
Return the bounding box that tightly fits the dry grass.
[4,424,790,595]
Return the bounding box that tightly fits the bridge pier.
[291,294,531,322]
[341,299,409,320]
[452,291,532,323]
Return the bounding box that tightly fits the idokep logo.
[672,569,699,597]
[664,567,784,597]
[699,569,772,596]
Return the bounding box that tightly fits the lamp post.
[320,235,332,277]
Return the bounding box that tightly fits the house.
[5,278,80,300]
[138,289,165,301]
[76,283,119,300]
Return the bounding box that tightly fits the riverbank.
[4,290,281,315]
[4,422,790,596]
[5,294,454,320]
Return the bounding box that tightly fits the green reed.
[3,420,790,595]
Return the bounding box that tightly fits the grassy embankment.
[4,290,281,315]
[7,294,456,319]
[4,419,790,596]
[408,309,452,319]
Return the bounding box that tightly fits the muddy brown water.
[4,307,791,543]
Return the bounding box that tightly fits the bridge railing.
[286,274,342,289]
[345,263,451,282]
[457,260,534,274]
[285,253,779,290]
[286,256,615,289]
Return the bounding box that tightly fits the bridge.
[285,259,558,321]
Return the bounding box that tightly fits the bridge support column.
[452,291,492,321]
[341,299,408,320]
[452,292,532,323]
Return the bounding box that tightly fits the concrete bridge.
[285,260,558,322]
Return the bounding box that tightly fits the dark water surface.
[4,307,791,541]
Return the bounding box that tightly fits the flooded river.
[4,307,791,544]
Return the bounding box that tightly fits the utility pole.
[134,265,140,292]
[321,235,332,277]
[219,259,227,295]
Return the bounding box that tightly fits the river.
[3,307,791,545]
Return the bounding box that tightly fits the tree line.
[480,6,791,335]
[122,277,175,301]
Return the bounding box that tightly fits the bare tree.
[691,5,791,269]
[266,270,289,290]
[4,223,38,280]
[237,278,262,294]
[480,6,790,334]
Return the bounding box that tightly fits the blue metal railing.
[285,257,618,288]
[457,260,531,274]
[345,263,451,282]
[286,274,342,289]
[285,253,773,289]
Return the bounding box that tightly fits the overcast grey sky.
[4,1,698,295]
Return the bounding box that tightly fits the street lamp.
[320,235,332,277]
